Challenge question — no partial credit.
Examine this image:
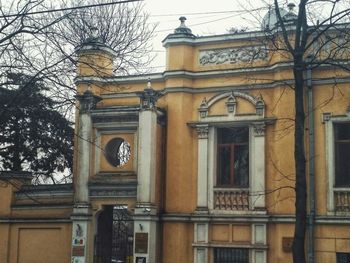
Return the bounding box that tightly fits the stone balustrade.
[214,188,250,211]
[335,189,350,212]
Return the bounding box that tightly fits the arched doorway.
[94,205,134,263]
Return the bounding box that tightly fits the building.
[1,12,350,263]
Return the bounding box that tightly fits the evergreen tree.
[0,73,73,184]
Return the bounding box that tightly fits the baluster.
[231,191,237,210]
[243,191,249,210]
[219,191,225,210]
[225,191,231,210]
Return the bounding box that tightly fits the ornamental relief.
[199,46,268,66]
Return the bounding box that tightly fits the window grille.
[214,248,249,263]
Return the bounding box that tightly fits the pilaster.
[75,90,101,203]
[193,222,209,263]
[196,125,209,211]
[250,123,266,210]
[71,204,92,263]
[252,223,267,263]
[72,90,101,263]
[134,81,161,263]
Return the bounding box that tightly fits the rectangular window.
[214,248,249,263]
[337,252,350,263]
[334,123,350,187]
[217,127,249,187]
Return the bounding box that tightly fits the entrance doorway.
[94,205,134,263]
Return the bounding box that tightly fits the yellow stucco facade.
[1,17,350,263]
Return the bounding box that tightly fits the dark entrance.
[94,205,134,263]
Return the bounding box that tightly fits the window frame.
[216,127,250,188]
[336,252,350,263]
[333,122,350,187]
[323,112,350,213]
[208,124,265,212]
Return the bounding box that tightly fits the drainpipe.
[306,57,315,263]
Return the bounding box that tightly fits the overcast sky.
[143,0,270,71]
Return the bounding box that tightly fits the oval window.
[105,138,131,167]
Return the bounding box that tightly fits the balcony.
[214,188,249,211]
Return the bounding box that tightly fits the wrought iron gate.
[95,205,134,263]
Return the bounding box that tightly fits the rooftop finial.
[179,16,187,26]
[91,26,99,39]
[174,16,193,35]
[287,2,296,11]
[83,25,103,44]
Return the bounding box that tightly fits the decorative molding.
[0,218,72,223]
[137,80,162,110]
[198,98,209,118]
[199,46,268,66]
[76,90,102,114]
[202,91,265,119]
[89,181,137,198]
[253,123,266,136]
[226,92,236,113]
[90,189,137,198]
[322,112,332,122]
[196,125,209,139]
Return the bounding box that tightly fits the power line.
[0,0,142,19]
[154,10,255,34]
[150,7,266,17]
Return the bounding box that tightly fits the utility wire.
[0,0,142,19]
[155,10,254,33]
[150,7,266,17]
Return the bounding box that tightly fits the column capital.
[137,80,162,110]
[76,90,102,114]
[196,125,209,139]
[252,122,265,137]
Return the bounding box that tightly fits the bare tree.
[0,0,155,183]
[251,1,350,262]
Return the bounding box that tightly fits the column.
[71,90,101,263]
[134,82,160,263]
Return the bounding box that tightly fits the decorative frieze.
[90,189,137,197]
[199,46,268,66]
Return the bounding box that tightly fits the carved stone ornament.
[253,123,265,136]
[76,90,102,114]
[137,80,161,110]
[196,125,209,139]
[199,46,268,66]
[226,92,236,113]
[256,98,265,116]
[198,97,209,118]
[322,112,332,123]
